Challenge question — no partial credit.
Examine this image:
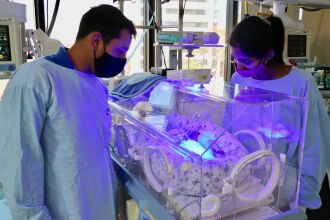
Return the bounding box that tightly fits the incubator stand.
[108,80,308,220]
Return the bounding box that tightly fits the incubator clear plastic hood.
[108,80,308,220]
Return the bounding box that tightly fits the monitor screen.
[0,25,12,62]
[287,34,307,58]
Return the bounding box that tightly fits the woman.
[229,16,330,212]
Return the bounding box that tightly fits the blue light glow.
[185,86,203,97]
[180,139,215,160]
[185,86,202,92]
[257,127,289,139]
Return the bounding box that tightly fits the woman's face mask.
[231,46,268,78]
[234,60,266,78]
[94,51,127,78]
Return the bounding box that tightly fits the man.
[0,4,136,220]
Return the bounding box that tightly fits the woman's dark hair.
[266,16,285,64]
[229,16,285,64]
[76,4,136,43]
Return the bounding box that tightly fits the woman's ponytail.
[266,16,285,64]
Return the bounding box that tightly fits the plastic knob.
[201,194,221,218]
[8,65,16,71]
[202,32,219,44]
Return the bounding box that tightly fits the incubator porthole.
[231,150,280,202]
[115,124,131,159]
[143,148,169,193]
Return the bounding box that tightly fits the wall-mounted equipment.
[155,31,223,88]
[283,30,311,64]
[0,17,23,78]
[0,1,26,78]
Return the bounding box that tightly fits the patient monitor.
[0,16,23,76]
[0,1,26,78]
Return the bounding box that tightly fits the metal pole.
[178,0,183,69]
[144,0,150,72]
[34,0,45,32]
[155,0,162,67]
[224,0,235,82]
[145,0,155,71]
[119,0,124,13]
[135,25,156,29]
[20,23,26,63]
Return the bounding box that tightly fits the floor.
[306,174,330,220]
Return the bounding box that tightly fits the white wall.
[302,9,330,66]
[284,6,330,66]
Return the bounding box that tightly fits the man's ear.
[266,50,275,62]
[91,32,102,50]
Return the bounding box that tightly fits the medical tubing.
[127,12,155,63]
[47,0,60,36]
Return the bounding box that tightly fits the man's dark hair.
[229,16,285,64]
[76,4,136,43]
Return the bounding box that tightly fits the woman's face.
[231,46,262,70]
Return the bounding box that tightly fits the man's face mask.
[234,59,266,78]
[94,48,127,78]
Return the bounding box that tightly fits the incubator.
[109,80,307,220]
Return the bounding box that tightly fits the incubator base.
[168,187,274,220]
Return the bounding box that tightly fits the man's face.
[105,29,132,59]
